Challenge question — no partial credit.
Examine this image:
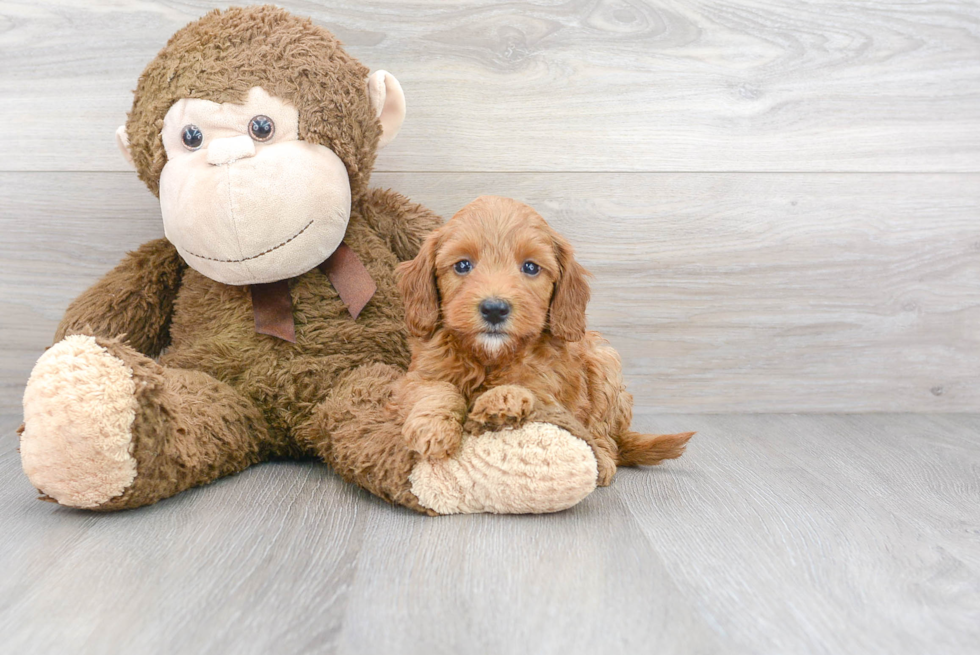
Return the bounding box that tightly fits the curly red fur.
[394,196,692,484]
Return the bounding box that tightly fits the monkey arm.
[54,238,187,358]
[361,188,444,262]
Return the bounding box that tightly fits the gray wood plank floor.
[4,0,980,173]
[1,413,977,655]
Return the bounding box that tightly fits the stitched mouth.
[181,219,314,263]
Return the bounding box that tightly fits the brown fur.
[46,7,444,511]
[394,196,693,486]
[55,239,187,357]
[90,336,271,511]
[127,6,381,200]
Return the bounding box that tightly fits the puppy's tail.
[616,431,694,466]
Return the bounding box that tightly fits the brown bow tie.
[250,241,377,342]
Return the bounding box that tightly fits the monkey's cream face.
[158,87,351,285]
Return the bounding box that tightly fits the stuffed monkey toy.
[19,6,601,515]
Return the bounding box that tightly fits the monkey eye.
[453,259,473,275]
[248,115,275,141]
[181,125,204,150]
[521,261,541,276]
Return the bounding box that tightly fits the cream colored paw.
[409,422,598,515]
[21,335,139,509]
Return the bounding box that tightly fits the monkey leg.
[21,335,271,510]
[294,363,430,513]
[295,363,599,515]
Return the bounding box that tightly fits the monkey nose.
[207,135,256,166]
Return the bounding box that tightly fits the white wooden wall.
[1,0,978,413]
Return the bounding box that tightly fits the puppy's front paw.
[468,385,536,431]
[403,412,463,459]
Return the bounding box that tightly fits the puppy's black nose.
[479,298,511,325]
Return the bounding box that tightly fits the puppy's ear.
[396,230,441,338]
[549,233,591,342]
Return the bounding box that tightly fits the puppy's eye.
[521,261,541,276]
[453,260,473,275]
[248,115,275,141]
[181,125,204,150]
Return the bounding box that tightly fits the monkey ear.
[395,231,441,338]
[548,234,591,342]
[367,70,406,149]
[115,125,135,169]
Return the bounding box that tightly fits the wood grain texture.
[1,0,978,173]
[1,413,978,654]
[2,3,977,652]
[2,171,977,413]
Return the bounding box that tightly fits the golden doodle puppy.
[393,196,693,486]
